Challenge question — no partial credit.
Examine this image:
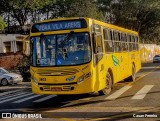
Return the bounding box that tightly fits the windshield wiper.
[40,33,47,42]
[61,31,74,59]
[61,31,74,48]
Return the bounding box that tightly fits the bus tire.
[99,72,112,95]
[126,64,136,82]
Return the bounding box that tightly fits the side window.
[129,35,132,51]
[114,31,121,52]
[135,36,139,50]
[118,32,121,41]
[121,33,125,51]
[104,41,114,52]
[122,33,124,41]
[103,28,111,40]
[96,35,103,53]
[125,34,128,51]
[115,31,119,41]
[103,29,108,40]
[104,28,114,53]
[110,30,113,40]
[132,36,136,51]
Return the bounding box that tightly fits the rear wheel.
[125,64,136,82]
[1,79,8,86]
[99,72,112,95]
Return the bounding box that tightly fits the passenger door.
[93,24,105,90]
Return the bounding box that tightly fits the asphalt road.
[0,62,160,121]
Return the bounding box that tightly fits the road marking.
[0,89,22,96]
[105,86,132,100]
[33,95,56,102]
[132,85,154,99]
[13,95,42,103]
[79,97,92,101]
[0,93,33,103]
[141,67,156,69]
[128,65,160,86]
[0,92,27,101]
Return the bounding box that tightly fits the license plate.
[51,87,62,91]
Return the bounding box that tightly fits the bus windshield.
[31,32,91,66]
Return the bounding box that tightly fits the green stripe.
[112,55,119,66]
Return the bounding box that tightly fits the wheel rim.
[106,73,112,89]
[2,79,8,85]
[102,72,112,95]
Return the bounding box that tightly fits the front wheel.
[99,72,112,95]
[1,79,8,86]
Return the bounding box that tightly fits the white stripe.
[0,92,27,101]
[132,85,154,99]
[0,89,22,96]
[13,95,41,103]
[33,95,56,102]
[105,86,132,100]
[79,98,92,101]
[0,93,33,103]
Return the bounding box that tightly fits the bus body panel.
[31,62,97,94]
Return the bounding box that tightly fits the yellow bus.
[30,17,141,95]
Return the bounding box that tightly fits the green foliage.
[50,0,105,21]
[0,16,6,30]
[65,0,104,21]
[97,0,160,44]
[0,0,55,26]
[25,0,55,10]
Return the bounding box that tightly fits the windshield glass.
[0,68,9,74]
[31,32,91,66]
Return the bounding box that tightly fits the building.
[0,34,23,53]
[0,24,30,54]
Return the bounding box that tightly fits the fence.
[139,44,160,62]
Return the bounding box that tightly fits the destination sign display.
[31,19,87,32]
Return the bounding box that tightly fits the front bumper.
[31,79,94,95]
[8,78,23,84]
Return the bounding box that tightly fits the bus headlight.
[77,75,84,84]
[32,77,38,85]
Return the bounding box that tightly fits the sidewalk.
[0,82,31,92]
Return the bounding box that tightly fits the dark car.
[153,55,160,63]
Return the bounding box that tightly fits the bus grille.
[37,68,79,76]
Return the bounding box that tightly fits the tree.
[0,0,55,26]
[97,0,160,43]
[0,16,6,30]
[0,0,29,26]
[50,0,105,21]
[65,0,104,21]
